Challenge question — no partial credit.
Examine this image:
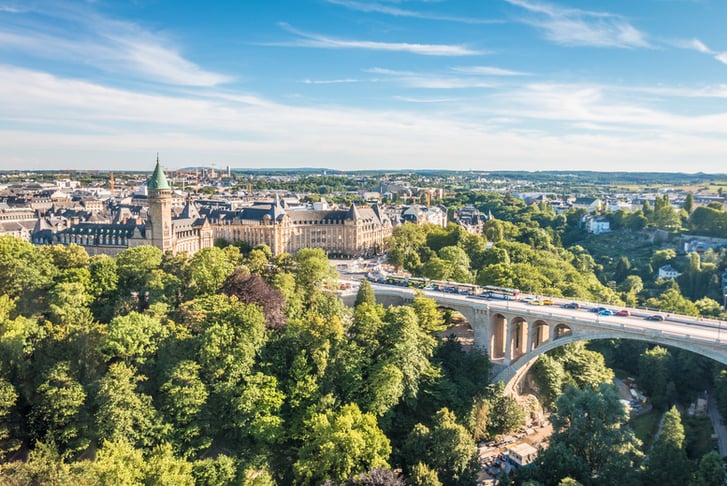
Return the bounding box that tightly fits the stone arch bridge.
[341,283,727,393]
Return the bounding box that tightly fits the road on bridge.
[358,282,727,346]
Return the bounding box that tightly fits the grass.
[630,410,661,451]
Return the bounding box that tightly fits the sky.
[2,0,727,172]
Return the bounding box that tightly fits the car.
[646,314,665,321]
[521,297,536,303]
[598,309,614,316]
[541,299,555,305]
[561,302,580,309]
[528,299,544,305]
[590,306,608,313]
[615,310,630,316]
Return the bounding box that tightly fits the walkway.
[707,393,727,458]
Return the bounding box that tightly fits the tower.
[147,155,173,252]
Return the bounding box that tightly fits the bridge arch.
[491,313,507,360]
[530,319,549,351]
[497,331,727,395]
[510,317,529,362]
[436,306,474,349]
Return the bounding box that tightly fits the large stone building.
[32,158,214,256]
[31,159,392,258]
[206,196,391,257]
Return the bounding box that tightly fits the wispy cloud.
[505,0,649,48]
[394,95,459,103]
[5,65,727,172]
[452,66,530,76]
[324,0,503,24]
[301,78,360,84]
[0,5,231,86]
[671,38,727,67]
[277,22,482,56]
[366,67,495,88]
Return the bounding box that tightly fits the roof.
[147,156,171,191]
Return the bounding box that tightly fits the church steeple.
[148,154,171,191]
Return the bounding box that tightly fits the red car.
[615,310,630,316]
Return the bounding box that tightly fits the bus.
[479,285,521,300]
[382,274,428,289]
[430,280,481,295]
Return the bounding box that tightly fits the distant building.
[658,264,681,280]
[583,215,610,235]
[507,443,538,467]
[32,157,214,256]
[573,197,602,212]
[453,205,488,235]
[29,159,393,259]
[399,205,448,227]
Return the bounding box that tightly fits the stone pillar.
[504,318,513,366]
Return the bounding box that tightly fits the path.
[707,393,727,458]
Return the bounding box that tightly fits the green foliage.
[187,246,236,297]
[294,403,391,485]
[638,346,675,410]
[689,451,725,486]
[642,406,692,486]
[29,361,88,457]
[401,408,478,486]
[355,279,376,308]
[534,384,642,485]
[95,362,161,448]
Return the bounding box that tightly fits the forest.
[0,237,513,485]
[0,187,726,485]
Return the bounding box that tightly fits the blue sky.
[2,0,727,172]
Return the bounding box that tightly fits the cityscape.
[2,1,727,485]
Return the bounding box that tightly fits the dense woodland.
[0,189,726,484]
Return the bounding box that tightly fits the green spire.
[147,154,171,190]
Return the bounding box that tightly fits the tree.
[293,403,391,485]
[115,245,163,311]
[683,192,694,215]
[100,312,167,366]
[541,384,642,484]
[0,377,20,459]
[642,406,692,486]
[355,279,377,308]
[0,235,56,307]
[407,463,442,486]
[638,346,674,410]
[221,269,287,329]
[145,442,195,486]
[295,248,337,295]
[95,362,160,448]
[159,360,210,455]
[29,361,88,457]
[690,451,725,486]
[401,409,478,486]
[88,439,147,486]
[411,292,445,334]
[187,246,236,297]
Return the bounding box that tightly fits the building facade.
[31,159,391,258]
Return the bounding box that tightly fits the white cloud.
[301,78,360,84]
[715,52,727,65]
[277,23,482,56]
[452,66,530,76]
[324,0,503,24]
[0,6,231,86]
[685,38,713,53]
[365,67,495,88]
[3,65,727,173]
[505,0,650,48]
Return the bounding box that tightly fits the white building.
[583,215,611,235]
[658,264,681,279]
